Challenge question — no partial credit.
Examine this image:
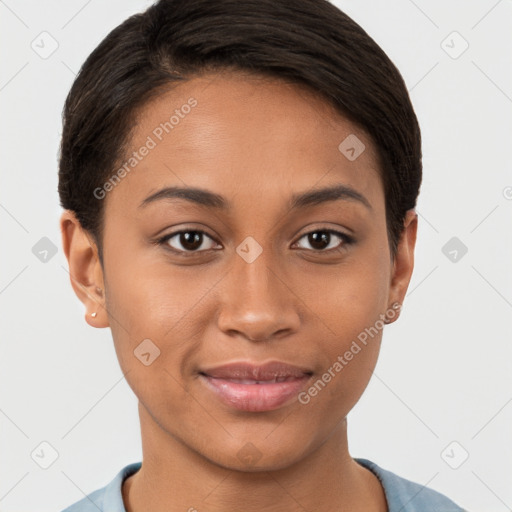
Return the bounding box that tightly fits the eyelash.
[156,228,354,256]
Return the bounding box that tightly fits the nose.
[216,246,301,343]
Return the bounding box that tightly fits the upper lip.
[199,361,313,380]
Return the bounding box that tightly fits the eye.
[156,227,353,256]
[159,230,219,254]
[294,229,353,253]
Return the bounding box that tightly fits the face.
[62,71,416,471]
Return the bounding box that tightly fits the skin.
[61,71,417,512]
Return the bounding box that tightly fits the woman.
[58,0,466,510]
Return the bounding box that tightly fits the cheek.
[307,248,390,392]
[320,252,390,332]
[104,251,205,332]
[103,263,204,418]
[102,253,217,382]
[301,289,386,422]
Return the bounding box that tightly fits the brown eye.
[162,230,218,253]
[295,230,352,252]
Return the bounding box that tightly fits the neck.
[122,402,387,512]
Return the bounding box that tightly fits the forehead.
[109,71,384,215]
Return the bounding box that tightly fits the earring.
[91,311,97,318]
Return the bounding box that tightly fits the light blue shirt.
[61,458,467,511]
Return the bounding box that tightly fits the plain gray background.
[1,1,511,511]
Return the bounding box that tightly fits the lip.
[198,361,313,412]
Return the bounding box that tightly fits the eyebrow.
[139,183,372,211]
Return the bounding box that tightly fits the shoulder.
[355,458,467,512]
[60,462,142,512]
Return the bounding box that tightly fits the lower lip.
[199,374,312,412]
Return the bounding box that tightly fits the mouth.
[198,361,313,412]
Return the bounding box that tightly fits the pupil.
[309,231,329,250]
[181,231,202,250]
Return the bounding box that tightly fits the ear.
[386,209,418,324]
[60,210,109,328]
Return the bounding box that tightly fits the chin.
[196,433,314,473]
